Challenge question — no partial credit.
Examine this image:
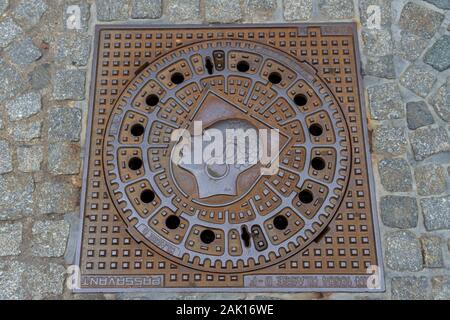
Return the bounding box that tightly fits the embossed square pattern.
[76,23,384,292]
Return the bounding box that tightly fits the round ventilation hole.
[308,123,323,136]
[171,72,185,85]
[294,94,308,106]
[236,60,250,72]
[145,94,159,107]
[273,215,288,230]
[311,157,326,170]
[268,72,282,84]
[200,229,215,244]
[298,190,314,204]
[130,123,145,137]
[165,215,181,230]
[128,157,143,170]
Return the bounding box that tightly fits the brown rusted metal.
[76,23,384,292]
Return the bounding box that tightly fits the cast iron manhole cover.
[76,23,384,292]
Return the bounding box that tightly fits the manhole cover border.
[74,22,385,293]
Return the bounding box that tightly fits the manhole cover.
[76,23,384,292]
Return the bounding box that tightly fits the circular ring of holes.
[105,40,352,272]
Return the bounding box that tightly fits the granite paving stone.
[429,77,450,123]
[420,196,450,231]
[378,159,412,192]
[284,0,313,21]
[406,101,434,130]
[380,196,418,229]
[166,0,200,22]
[409,126,450,160]
[385,231,423,272]
[398,2,444,39]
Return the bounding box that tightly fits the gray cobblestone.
[424,0,450,10]
[131,0,162,19]
[35,180,79,214]
[391,277,429,300]
[0,222,22,256]
[53,69,86,100]
[363,55,396,79]
[56,34,91,66]
[368,82,404,120]
[406,101,434,130]
[5,91,41,121]
[96,0,128,21]
[429,77,450,123]
[361,29,393,57]
[0,59,25,102]
[400,64,436,98]
[0,174,34,220]
[380,196,418,229]
[398,2,444,39]
[0,139,13,174]
[284,0,313,21]
[5,37,41,66]
[0,261,25,300]
[0,18,22,48]
[17,145,43,172]
[244,0,277,21]
[14,0,48,26]
[205,0,242,23]
[48,106,81,142]
[31,220,70,257]
[424,35,450,72]
[378,159,412,192]
[414,165,447,196]
[318,0,354,19]
[432,276,450,300]
[48,142,80,175]
[421,196,450,231]
[30,63,51,90]
[420,236,444,268]
[373,124,407,156]
[0,0,8,15]
[9,121,41,142]
[166,0,200,23]
[385,231,423,271]
[395,32,429,62]
[409,126,450,160]
[24,263,66,300]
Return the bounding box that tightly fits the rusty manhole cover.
[76,23,384,292]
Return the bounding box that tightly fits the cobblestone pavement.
[0,0,449,300]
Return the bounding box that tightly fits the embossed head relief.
[78,25,383,292]
[173,118,267,199]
